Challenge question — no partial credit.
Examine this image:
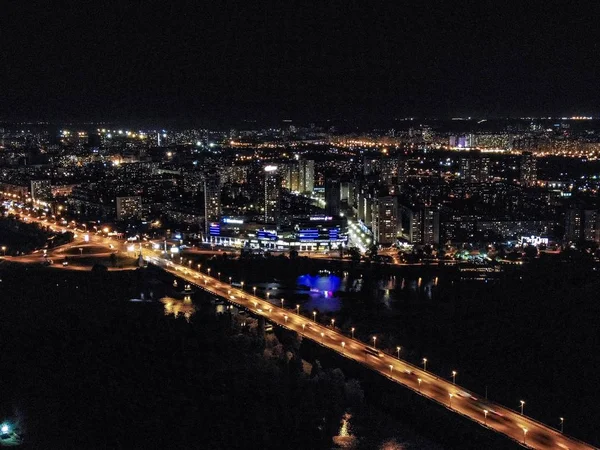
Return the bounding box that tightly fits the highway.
[144,252,596,450]
[2,210,597,449]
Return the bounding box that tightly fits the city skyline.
[3,2,600,448]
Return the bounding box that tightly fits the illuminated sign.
[309,216,333,221]
[223,217,244,224]
[519,235,549,246]
[209,222,221,236]
[258,230,278,240]
[299,229,319,241]
[264,165,278,172]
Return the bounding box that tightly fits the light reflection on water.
[160,295,196,321]
[287,274,439,313]
[297,274,345,312]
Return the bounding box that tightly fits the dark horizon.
[2,2,600,123]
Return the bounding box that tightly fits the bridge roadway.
[0,208,595,450]
[143,251,595,450]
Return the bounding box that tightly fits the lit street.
[145,250,595,450]
[4,212,598,449]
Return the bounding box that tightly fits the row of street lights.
[222,273,466,384]
[195,264,567,438]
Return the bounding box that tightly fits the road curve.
[1,210,595,450]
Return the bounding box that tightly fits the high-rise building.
[379,159,397,185]
[325,178,341,217]
[285,159,314,193]
[564,209,583,242]
[116,196,143,221]
[459,151,490,183]
[372,196,398,245]
[286,163,300,191]
[520,152,537,186]
[398,205,439,245]
[356,184,375,226]
[30,179,52,202]
[264,165,281,224]
[397,157,409,183]
[399,205,421,244]
[300,159,315,193]
[204,171,221,233]
[340,182,355,207]
[221,165,248,185]
[363,157,373,175]
[423,207,440,245]
[583,210,600,243]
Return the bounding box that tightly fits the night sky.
[2,1,600,124]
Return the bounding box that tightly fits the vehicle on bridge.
[364,346,382,357]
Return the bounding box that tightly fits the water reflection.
[252,274,443,314]
[297,274,345,313]
[160,296,196,321]
[291,273,442,313]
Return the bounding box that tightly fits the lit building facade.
[372,196,398,245]
[264,166,281,225]
[204,171,222,234]
[459,152,490,183]
[116,196,143,220]
[520,152,537,186]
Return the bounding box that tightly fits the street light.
[1,246,6,256]
[389,364,393,375]
[372,336,377,349]
[284,315,288,323]
[341,341,345,352]
[396,346,401,359]
[253,286,256,296]
[331,318,335,328]
[320,332,324,343]
[483,409,488,425]
[207,268,211,276]
[520,400,525,415]
[241,281,244,290]
[422,358,427,372]
[296,304,300,314]
[351,327,355,339]
[218,272,221,280]
[302,323,306,332]
[229,276,232,285]
[449,393,454,408]
[452,370,457,385]
[560,417,564,433]
[313,311,317,322]
[417,378,422,391]
[0,424,9,435]
[522,428,528,444]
